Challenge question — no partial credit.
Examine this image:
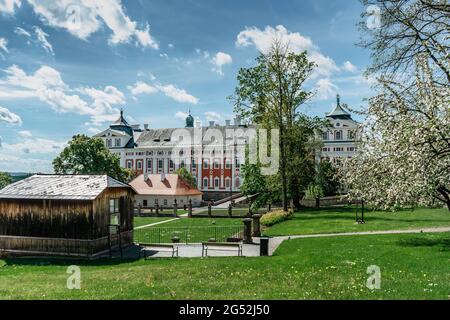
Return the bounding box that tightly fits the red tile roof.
[129,174,202,196]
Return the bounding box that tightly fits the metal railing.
[134,225,244,244]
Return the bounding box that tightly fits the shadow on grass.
[287,213,450,224]
[397,237,450,251]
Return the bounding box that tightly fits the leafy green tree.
[0,172,12,190]
[53,135,133,183]
[231,41,316,211]
[175,167,197,188]
[316,161,340,196]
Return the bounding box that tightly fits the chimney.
[144,173,149,181]
[234,116,241,126]
[160,172,166,182]
[225,120,231,126]
[144,124,149,130]
[209,121,215,127]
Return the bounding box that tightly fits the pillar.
[252,214,262,237]
[243,218,253,244]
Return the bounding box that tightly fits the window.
[322,132,329,140]
[109,199,120,225]
[143,200,148,207]
[214,177,220,188]
[192,158,196,171]
[115,138,121,147]
[169,159,175,172]
[126,161,132,169]
[214,159,220,169]
[335,131,343,140]
[225,159,231,169]
[147,159,152,172]
[203,159,209,169]
[180,160,185,168]
[348,147,355,152]
[106,139,112,148]
[225,178,231,188]
[348,130,355,140]
[158,159,164,173]
[163,199,168,206]
[203,178,209,188]
[137,160,142,170]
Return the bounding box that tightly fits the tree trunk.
[280,125,288,212]
[437,187,450,211]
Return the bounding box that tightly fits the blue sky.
[0,0,374,173]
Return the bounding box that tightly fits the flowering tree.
[342,58,450,210]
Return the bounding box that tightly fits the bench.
[139,243,179,258]
[201,242,243,257]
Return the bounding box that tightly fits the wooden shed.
[0,175,135,258]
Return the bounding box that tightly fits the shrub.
[260,210,293,227]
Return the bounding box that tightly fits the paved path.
[264,227,450,256]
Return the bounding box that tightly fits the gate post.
[243,218,253,244]
[188,199,193,218]
[173,199,178,217]
[228,203,233,217]
[252,214,262,237]
[208,202,212,218]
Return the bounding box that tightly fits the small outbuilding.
[0,175,135,258]
[129,174,203,208]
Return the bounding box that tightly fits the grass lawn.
[134,218,244,244]
[264,206,450,237]
[1,232,449,299]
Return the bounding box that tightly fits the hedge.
[260,210,293,227]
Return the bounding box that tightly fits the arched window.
[214,177,220,188]
[225,177,231,188]
[203,178,209,188]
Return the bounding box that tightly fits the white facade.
[319,95,359,164]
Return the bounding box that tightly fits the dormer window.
[114,138,121,147]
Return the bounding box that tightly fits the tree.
[53,135,133,183]
[230,41,316,211]
[175,167,197,188]
[359,0,450,86]
[0,172,12,190]
[316,161,340,197]
[342,58,450,210]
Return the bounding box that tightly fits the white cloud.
[0,0,20,14]
[0,106,22,125]
[18,130,32,137]
[87,127,101,134]
[0,37,8,54]
[127,81,158,97]
[236,25,338,78]
[315,78,339,100]
[211,52,232,76]
[175,111,188,120]
[342,61,358,73]
[14,26,31,37]
[0,153,53,173]
[204,111,222,122]
[33,26,54,56]
[0,65,125,125]
[156,84,199,105]
[2,137,65,154]
[127,79,198,104]
[17,0,158,49]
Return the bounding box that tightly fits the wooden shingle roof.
[0,175,131,200]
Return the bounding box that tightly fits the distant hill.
[8,172,34,183]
